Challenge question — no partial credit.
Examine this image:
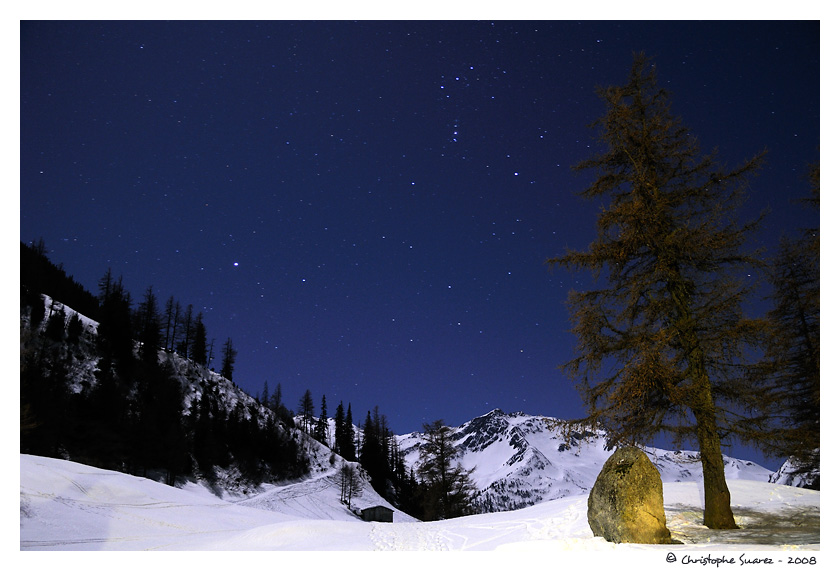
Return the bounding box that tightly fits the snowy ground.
[20,453,821,561]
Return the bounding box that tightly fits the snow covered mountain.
[21,293,805,520]
[768,456,820,489]
[398,409,774,513]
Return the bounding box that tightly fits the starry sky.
[20,20,819,462]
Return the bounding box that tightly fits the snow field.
[20,454,819,554]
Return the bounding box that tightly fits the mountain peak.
[401,410,775,514]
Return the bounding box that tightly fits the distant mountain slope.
[398,409,774,513]
[768,456,820,489]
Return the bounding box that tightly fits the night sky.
[20,20,819,463]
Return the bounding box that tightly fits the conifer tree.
[360,408,393,493]
[339,463,363,506]
[136,286,162,363]
[334,401,346,453]
[98,267,114,303]
[416,420,476,520]
[269,382,283,413]
[66,313,84,344]
[169,300,182,352]
[191,313,208,367]
[162,296,176,352]
[333,401,357,460]
[175,304,194,359]
[343,403,356,461]
[97,271,134,372]
[298,389,315,434]
[753,163,819,481]
[360,411,378,479]
[220,337,236,381]
[44,303,67,342]
[207,338,215,369]
[547,53,767,529]
[260,381,270,407]
[314,394,329,445]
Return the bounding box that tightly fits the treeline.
[21,240,99,326]
[20,242,308,486]
[278,386,425,518]
[96,266,236,380]
[285,387,476,520]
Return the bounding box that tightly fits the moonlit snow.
[20,453,819,554]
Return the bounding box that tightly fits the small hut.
[361,505,394,523]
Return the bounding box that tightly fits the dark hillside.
[21,240,100,320]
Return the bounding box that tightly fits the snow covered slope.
[398,409,774,513]
[769,456,820,489]
[20,453,819,551]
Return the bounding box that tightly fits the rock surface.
[587,446,676,544]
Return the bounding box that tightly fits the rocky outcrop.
[587,446,676,544]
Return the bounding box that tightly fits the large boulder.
[587,446,676,544]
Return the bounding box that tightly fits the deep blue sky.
[20,21,819,463]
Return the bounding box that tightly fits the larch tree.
[547,54,768,529]
[754,162,819,482]
[339,463,363,506]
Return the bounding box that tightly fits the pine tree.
[207,338,215,369]
[269,382,283,413]
[66,313,84,344]
[44,303,67,342]
[97,272,134,373]
[334,401,346,454]
[314,394,329,445]
[97,267,114,303]
[191,313,208,366]
[298,389,315,434]
[360,408,393,493]
[343,403,356,461]
[162,296,176,352]
[135,286,162,364]
[755,163,819,482]
[175,304,194,359]
[547,54,767,529]
[220,338,236,381]
[169,300,182,352]
[260,381,270,407]
[416,420,476,520]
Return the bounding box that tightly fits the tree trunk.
[694,404,738,529]
[669,279,738,529]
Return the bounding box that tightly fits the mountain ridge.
[397,408,778,513]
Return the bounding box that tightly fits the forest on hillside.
[20,241,477,520]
